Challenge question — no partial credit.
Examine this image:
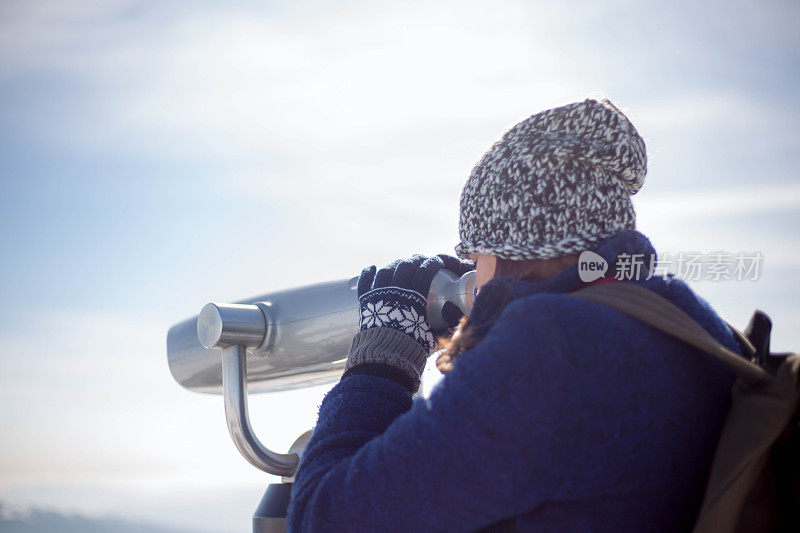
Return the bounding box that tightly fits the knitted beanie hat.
[455,99,647,261]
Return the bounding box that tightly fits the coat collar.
[468,230,658,325]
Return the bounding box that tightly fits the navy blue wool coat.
[287,231,741,532]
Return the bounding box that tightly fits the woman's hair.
[435,253,579,373]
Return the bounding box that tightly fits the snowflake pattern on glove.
[358,286,435,353]
[360,300,391,328]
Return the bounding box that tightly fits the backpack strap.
[571,282,773,387]
[725,321,757,361]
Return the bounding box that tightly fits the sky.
[1,0,799,531]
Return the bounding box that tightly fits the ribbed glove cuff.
[345,327,428,391]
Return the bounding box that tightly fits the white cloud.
[634,182,800,220]
[627,92,775,131]
[0,308,329,488]
[0,0,593,156]
[633,182,800,270]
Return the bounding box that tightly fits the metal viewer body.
[169,270,476,477]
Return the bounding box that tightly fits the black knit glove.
[344,254,473,393]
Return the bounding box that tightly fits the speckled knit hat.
[455,99,647,260]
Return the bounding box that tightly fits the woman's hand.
[343,254,474,393]
[357,254,474,352]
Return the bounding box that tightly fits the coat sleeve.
[287,296,581,532]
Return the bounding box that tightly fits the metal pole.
[222,344,299,477]
[198,303,300,476]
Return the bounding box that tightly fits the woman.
[287,99,742,532]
